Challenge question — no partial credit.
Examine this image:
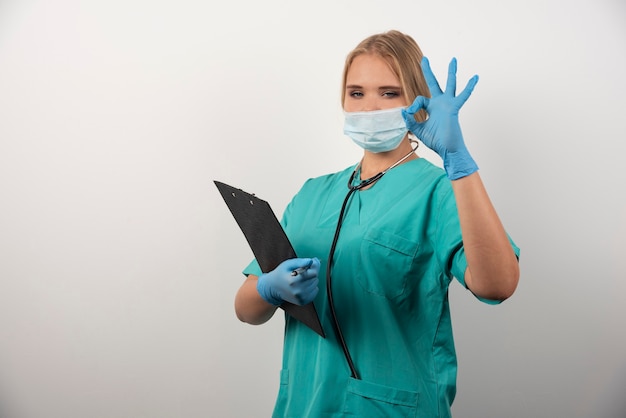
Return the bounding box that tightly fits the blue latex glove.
[402,57,479,180]
[257,257,320,306]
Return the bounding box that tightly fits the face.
[343,53,408,112]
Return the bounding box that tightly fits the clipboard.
[214,180,325,338]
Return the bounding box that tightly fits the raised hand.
[402,57,479,180]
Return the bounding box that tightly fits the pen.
[291,260,313,276]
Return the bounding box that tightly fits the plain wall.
[0,0,625,417]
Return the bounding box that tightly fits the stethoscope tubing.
[325,186,361,379]
[325,140,418,380]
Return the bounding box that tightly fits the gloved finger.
[288,277,318,305]
[281,257,314,272]
[302,277,319,292]
[455,74,479,106]
[309,257,321,273]
[297,262,322,281]
[299,279,319,304]
[291,273,317,289]
[302,266,321,282]
[307,281,319,301]
[420,57,442,96]
[403,95,428,116]
[402,98,427,136]
[296,258,316,277]
[445,58,457,97]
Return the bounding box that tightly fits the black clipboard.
[214,180,325,338]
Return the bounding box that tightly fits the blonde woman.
[235,29,520,417]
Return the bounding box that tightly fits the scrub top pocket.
[343,377,419,417]
[358,228,419,299]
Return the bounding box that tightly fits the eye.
[382,90,401,98]
[349,90,364,98]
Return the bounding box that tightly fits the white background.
[0,0,625,417]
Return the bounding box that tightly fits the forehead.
[346,53,400,86]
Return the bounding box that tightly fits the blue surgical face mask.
[343,106,408,153]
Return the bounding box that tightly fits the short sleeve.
[451,235,520,305]
[433,179,521,305]
[242,258,262,278]
[432,180,465,284]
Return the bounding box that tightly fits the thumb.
[309,257,321,271]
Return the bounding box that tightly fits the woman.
[235,29,520,417]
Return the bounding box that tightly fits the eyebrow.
[345,84,402,90]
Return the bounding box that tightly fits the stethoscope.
[325,139,419,379]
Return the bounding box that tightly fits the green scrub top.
[243,158,520,418]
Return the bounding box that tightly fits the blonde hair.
[341,30,429,122]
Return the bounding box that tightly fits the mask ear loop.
[328,137,419,379]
